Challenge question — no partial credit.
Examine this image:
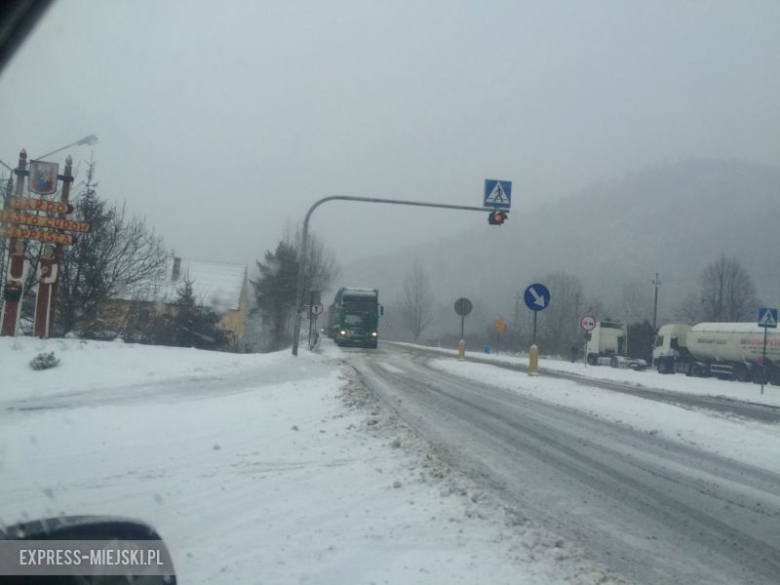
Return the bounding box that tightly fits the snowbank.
[393,342,780,408]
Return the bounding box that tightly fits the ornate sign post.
[33,245,59,337]
[0,150,29,337]
[0,150,79,337]
[0,239,29,336]
[47,155,75,332]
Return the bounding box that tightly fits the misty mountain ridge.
[337,159,780,334]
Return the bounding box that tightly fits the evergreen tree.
[252,241,299,351]
[166,278,230,350]
[57,168,111,334]
[627,320,656,363]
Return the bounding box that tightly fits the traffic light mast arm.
[304,195,493,217]
[292,195,503,355]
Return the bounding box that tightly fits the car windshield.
[1,2,779,584]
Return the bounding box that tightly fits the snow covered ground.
[428,358,780,474]
[393,342,780,408]
[0,337,619,585]
[0,336,270,403]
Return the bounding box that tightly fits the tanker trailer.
[653,322,780,384]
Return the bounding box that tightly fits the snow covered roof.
[116,257,247,313]
[342,288,378,298]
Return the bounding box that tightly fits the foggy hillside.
[335,159,780,337]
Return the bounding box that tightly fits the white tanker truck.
[653,322,780,385]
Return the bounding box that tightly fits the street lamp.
[0,134,98,173]
[35,134,98,160]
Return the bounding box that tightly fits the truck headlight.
[340,330,346,336]
[371,332,378,337]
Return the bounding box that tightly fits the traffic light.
[487,210,508,225]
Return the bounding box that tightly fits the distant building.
[105,256,249,347]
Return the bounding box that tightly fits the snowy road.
[2,338,621,584]
[351,343,780,585]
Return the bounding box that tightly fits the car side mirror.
[0,515,176,583]
[378,304,384,316]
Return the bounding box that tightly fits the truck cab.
[328,287,381,348]
[586,321,627,365]
[653,323,692,373]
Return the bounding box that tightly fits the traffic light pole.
[307,297,313,350]
[292,195,496,356]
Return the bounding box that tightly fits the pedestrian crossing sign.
[758,307,777,328]
[484,179,512,209]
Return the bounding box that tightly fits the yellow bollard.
[458,339,466,360]
[528,344,539,376]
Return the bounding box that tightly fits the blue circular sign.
[524,283,550,312]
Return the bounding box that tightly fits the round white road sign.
[580,314,596,332]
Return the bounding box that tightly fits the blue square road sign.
[758,307,777,328]
[484,179,512,209]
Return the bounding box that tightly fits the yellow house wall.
[218,277,248,346]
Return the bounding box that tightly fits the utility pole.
[513,292,521,350]
[652,272,661,331]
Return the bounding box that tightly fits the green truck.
[327,287,382,348]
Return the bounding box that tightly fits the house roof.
[117,258,247,313]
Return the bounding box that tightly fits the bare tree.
[536,272,583,355]
[674,292,702,324]
[582,297,606,320]
[283,224,340,295]
[398,260,435,343]
[55,160,170,336]
[699,254,758,322]
[619,280,651,324]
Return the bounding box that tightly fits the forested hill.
[338,159,780,334]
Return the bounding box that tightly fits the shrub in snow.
[30,352,60,371]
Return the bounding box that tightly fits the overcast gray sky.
[1,0,778,268]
